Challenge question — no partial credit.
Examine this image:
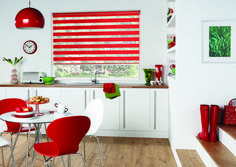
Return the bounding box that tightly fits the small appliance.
[21,71,47,84]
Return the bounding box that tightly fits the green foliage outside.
[209,26,231,57]
[54,64,138,78]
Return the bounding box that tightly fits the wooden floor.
[176,149,205,167]
[0,134,177,167]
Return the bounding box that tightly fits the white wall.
[0,0,166,84]
[173,0,236,149]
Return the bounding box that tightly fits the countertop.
[0,83,168,89]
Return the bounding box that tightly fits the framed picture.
[202,20,236,63]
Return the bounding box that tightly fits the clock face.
[23,40,37,54]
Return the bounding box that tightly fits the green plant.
[3,56,23,68]
[209,26,231,57]
[143,68,154,86]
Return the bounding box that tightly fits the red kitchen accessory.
[155,65,163,85]
[224,99,236,125]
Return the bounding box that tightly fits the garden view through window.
[52,11,140,79]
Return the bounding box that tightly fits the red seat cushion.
[34,142,59,157]
[4,126,36,133]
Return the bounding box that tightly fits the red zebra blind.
[52,11,140,65]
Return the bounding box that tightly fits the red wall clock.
[23,40,37,54]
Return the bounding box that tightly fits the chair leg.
[1,147,5,167]
[61,156,66,167]
[0,133,5,167]
[44,123,49,142]
[77,153,86,167]
[83,137,86,161]
[69,155,71,167]
[7,124,22,167]
[8,146,16,167]
[95,136,103,167]
[49,159,55,167]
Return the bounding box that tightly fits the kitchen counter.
[0,83,168,89]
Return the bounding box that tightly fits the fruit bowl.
[14,111,35,118]
[43,77,55,85]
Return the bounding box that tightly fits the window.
[52,11,140,79]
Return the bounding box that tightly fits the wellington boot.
[210,105,219,142]
[197,104,209,141]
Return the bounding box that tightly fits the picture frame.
[202,20,236,63]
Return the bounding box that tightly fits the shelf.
[167,46,176,53]
[167,12,176,27]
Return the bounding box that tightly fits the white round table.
[0,110,76,167]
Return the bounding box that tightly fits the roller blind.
[52,11,140,65]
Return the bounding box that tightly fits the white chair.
[83,99,104,167]
[0,136,16,167]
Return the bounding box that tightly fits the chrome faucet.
[91,70,100,84]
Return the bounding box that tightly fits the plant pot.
[143,69,154,86]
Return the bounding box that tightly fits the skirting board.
[95,130,169,138]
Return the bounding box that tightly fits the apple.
[22,107,29,112]
[15,107,22,113]
[28,106,33,111]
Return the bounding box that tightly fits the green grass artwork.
[209,26,231,57]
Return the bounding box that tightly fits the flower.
[3,56,23,67]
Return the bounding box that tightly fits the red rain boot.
[197,105,209,141]
[210,105,219,142]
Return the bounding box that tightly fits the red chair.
[0,98,36,166]
[33,116,91,167]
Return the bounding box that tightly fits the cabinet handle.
[84,90,87,109]
[27,89,30,99]
[123,90,125,129]
[154,91,157,130]
[36,89,38,96]
[27,89,30,107]
[93,90,95,99]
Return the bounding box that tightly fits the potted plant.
[143,68,154,86]
[3,56,23,84]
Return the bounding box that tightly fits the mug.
[55,103,68,114]
[150,81,156,86]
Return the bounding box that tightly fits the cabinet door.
[61,88,87,115]
[121,89,150,131]
[5,87,29,99]
[91,88,120,130]
[151,89,169,131]
[0,87,6,100]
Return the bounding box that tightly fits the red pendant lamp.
[15,0,45,29]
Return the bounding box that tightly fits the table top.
[0,110,76,124]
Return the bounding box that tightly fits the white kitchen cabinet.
[0,88,6,100]
[1,86,169,138]
[120,89,151,131]
[90,88,120,130]
[61,88,87,115]
[150,89,169,132]
[5,87,29,99]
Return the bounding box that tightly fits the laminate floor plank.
[176,149,205,167]
[1,134,177,167]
